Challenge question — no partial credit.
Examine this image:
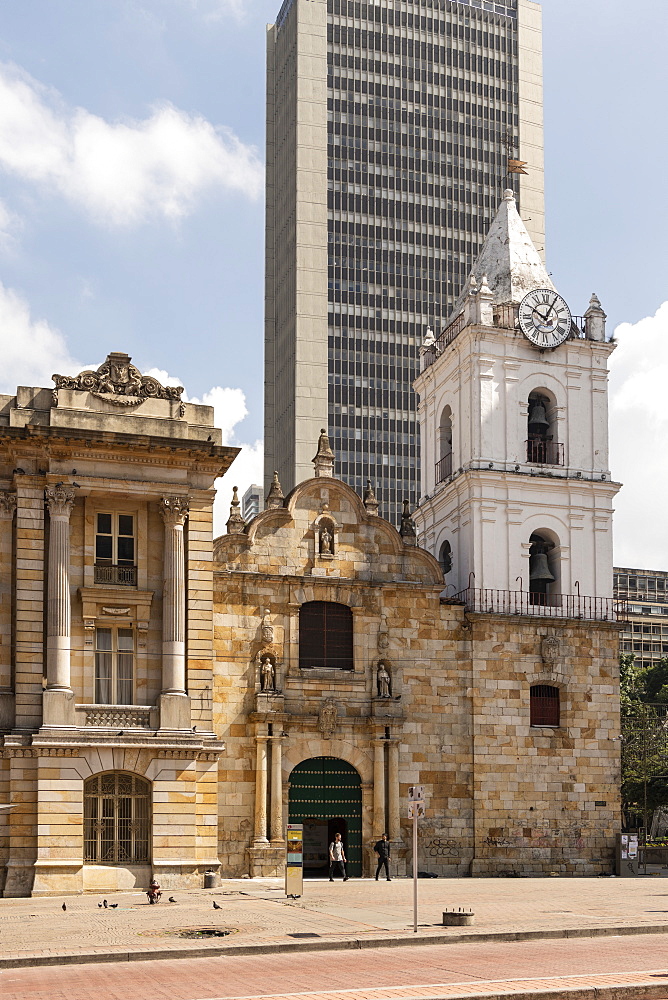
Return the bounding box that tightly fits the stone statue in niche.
[260,655,276,692]
[319,523,334,556]
[261,608,274,644]
[377,661,392,698]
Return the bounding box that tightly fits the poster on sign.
[408,801,425,819]
[408,785,424,801]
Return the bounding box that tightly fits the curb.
[1,922,668,970]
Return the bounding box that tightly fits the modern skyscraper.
[265,0,545,523]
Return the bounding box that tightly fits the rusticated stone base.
[247,844,285,877]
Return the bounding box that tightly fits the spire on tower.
[449,189,553,323]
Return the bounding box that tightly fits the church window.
[530,685,560,727]
[94,512,136,586]
[95,627,134,705]
[299,601,354,670]
[84,773,150,865]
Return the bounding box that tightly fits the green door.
[288,757,362,877]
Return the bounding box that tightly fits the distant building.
[242,484,262,521]
[264,0,546,523]
[614,568,668,670]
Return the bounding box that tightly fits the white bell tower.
[414,190,619,605]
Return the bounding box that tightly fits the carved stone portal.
[318,699,338,739]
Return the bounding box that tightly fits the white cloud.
[0,62,263,227]
[0,282,81,393]
[609,301,668,569]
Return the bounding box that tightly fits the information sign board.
[285,824,303,896]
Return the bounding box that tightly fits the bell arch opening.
[437,405,453,483]
[527,390,562,466]
[529,530,561,607]
[287,757,362,878]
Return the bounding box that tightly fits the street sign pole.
[412,804,418,933]
[408,785,424,934]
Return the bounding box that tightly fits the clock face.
[518,288,572,349]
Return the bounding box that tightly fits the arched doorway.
[288,757,362,877]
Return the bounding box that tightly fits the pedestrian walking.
[374,832,392,880]
[329,832,349,881]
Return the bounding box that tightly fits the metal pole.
[413,808,418,933]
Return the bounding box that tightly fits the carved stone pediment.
[541,636,560,665]
[318,698,338,739]
[52,352,184,406]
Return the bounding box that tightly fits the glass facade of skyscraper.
[265,0,542,525]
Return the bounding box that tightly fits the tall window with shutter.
[299,601,353,670]
[530,685,560,727]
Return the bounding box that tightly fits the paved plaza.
[1,876,668,965]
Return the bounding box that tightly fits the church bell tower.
[414,190,619,606]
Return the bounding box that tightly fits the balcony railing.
[435,453,453,484]
[526,439,564,466]
[452,587,627,622]
[94,564,137,586]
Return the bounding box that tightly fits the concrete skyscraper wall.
[265,0,544,522]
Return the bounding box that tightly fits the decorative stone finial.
[265,470,284,509]
[584,292,607,342]
[313,428,334,478]
[503,188,515,202]
[226,486,245,534]
[399,499,417,545]
[363,480,379,516]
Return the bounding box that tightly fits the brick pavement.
[2,934,668,1000]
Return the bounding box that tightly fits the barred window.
[84,773,150,864]
[299,601,354,670]
[530,685,560,727]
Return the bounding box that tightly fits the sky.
[0,0,666,562]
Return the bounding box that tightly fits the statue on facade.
[320,524,333,555]
[377,661,391,698]
[260,655,276,692]
[261,608,274,644]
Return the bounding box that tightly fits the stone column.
[387,740,401,842]
[45,486,75,691]
[254,735,269,843]
[270,735,283,842]
[159,497,190,730]
[0,492,16,729]
[373,739,386,838]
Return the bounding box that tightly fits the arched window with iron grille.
[530,685,560,728]
[299,601,354,670]
[84,772,150,864]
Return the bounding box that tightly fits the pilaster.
[159,496,191,731]
[0,492,17,730]
[14,479,46,732]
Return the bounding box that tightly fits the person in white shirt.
[329,832,349,881]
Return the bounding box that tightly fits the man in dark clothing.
[374,832,391,880]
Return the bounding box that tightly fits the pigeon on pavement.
[98,902,103,908]
[212,900,221,909]
[168,897,177,903]
[103,899,108,908]
[61,903,67,911]
[109,903,119,908]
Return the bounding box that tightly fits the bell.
[529,552,555,583]
[528,401,549,434]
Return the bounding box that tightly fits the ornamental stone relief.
[52,352,184,406]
